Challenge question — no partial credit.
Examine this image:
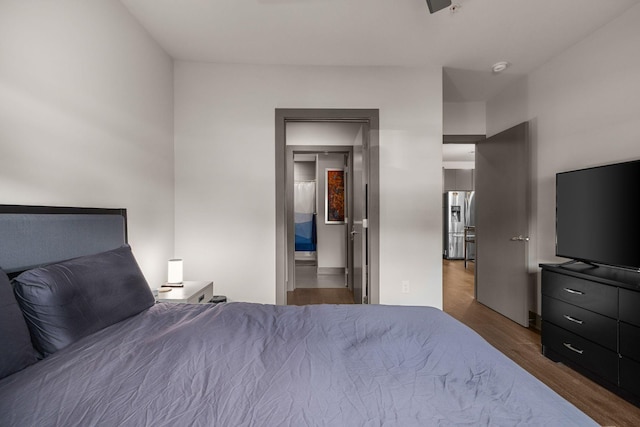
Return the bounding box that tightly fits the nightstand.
[156,281,213,304]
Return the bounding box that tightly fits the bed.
[0,205,597,426]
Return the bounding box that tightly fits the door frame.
[287,146,353,294]
[275,108,379,305]
[442,134,485,295]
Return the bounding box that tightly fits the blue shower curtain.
[294,182,316,251]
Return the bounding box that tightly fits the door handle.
[563,315,584,325]
[563,342,584,355]
[510,235,530,242]
[350,228,359,241]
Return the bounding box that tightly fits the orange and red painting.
[326,169,345,223]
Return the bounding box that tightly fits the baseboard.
[295,251,316,260]
[529,311,541,331]
[317,267,345,275]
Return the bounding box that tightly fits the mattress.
[0,302,597,426]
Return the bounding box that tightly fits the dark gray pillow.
[0,269,38,379]
[13,245,154,356]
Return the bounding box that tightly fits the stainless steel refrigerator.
[443,191,475,259]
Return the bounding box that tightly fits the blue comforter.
[0,303,596,426]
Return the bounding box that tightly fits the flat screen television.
[556,159,640,271]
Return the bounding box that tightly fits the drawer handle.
[198,294,205,303]
[563,342,584,355]
[563,288,584,295]
[563,315,584,325]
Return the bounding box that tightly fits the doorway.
[442,134,484,299]
[442,124,533,328]
[275,109,380,306]
[289,147,355,306]
[290,148,351,301]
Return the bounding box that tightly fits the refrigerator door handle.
[510,235,530,242]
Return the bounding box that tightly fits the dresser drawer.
[541,270,618,317]
[620,288,640,327]
[542,295,617,350]
[620,357,640,398]
[620,322,640,363]
[542,321,618,384]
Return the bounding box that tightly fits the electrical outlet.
[401,280,410,294]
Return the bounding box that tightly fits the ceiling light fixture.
[492,61,510,73]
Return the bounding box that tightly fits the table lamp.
[167,259,183,286]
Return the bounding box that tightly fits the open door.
[475,122,531,326]
[351,126,368,303]
[275,109,379,306]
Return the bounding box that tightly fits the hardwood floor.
[287,288,354,305]
[443,259,640,427]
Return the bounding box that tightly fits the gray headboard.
[0,205,127,276]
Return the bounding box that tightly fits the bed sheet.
[0,303,597,426]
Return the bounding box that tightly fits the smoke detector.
[491,61,510,73]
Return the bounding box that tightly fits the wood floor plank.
[287,288,354,305]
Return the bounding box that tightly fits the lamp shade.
[167,259,183,284]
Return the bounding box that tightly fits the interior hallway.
[443,259,640,427]
[294,264,346,288]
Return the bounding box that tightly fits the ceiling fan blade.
[426,0,452,14]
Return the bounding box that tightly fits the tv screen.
[556,160,640,271]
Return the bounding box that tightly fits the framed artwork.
[325,168,345,224]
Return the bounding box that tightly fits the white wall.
[174,63,443,307]
[443,102,486,135]
[0,1,175,288]
[294,161,316,182]
[486,3,640,312]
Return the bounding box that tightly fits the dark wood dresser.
[540,263,640,405]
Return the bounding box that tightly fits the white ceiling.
[121,0,639,102]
